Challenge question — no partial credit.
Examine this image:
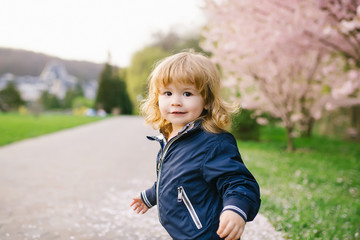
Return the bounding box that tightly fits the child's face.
[158,83,205,134]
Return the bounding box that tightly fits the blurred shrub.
[72,97,94,109]
[18,105,29,115]
[0,82,24,111]
[63,84,84,109]
[231,109,260,141]
[40,91,61,110]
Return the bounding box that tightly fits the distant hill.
[0,47,104,82]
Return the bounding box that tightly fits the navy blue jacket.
[141,121,261,240]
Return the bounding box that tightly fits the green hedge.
[231,109,260,141]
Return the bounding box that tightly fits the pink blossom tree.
[201,0,360,151]
[318,0,360,138]
[318,0,360,65]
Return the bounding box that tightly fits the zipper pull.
[157,158,162,171]
[177,187,183,202]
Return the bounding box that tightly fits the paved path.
[0,116,284,240]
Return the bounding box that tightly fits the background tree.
[95,63,132,114]
[318,0,360,66]
[112,73,133,114]
[95,63,112,111]
[317,0,360,139]
[126,46,169,112]
[0,81,24,111]
[202,0,360,150]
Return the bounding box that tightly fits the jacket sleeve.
[201,135,261,222]
[140,181,157,208]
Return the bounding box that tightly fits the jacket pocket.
[177,186,203,229]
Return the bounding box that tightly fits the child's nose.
[171,95,182,106]
[171,102,182,106]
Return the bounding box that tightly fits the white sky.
[0,0,206,67]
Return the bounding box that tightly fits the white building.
[0,61,97,102]
[40,60,77,100]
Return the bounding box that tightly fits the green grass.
[239,126,360,240]
[0,113,105,146]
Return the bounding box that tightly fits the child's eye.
[164,91,172,96]
[183,92,192,97]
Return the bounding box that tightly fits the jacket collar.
[147,119,202,146]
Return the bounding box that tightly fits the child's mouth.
[171,111,186,114]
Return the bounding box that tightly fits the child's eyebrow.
[159,85,197,92]
[183,86,198,91]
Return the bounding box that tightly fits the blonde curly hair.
[141,50,235,139]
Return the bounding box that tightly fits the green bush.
[72,97,94,109]
[40,91,62,110]
[0,82,25,111]
[231,109,260,141]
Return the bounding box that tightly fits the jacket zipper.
[156,134,183,224]
[177,186,203,229]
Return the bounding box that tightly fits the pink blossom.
[256,118,269,125]
[202,0,360,139]
[348,70,359,80]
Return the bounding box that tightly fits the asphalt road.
[0,116,284,240]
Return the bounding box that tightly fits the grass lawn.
[0,113,105,146]
[240,127,360,239]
